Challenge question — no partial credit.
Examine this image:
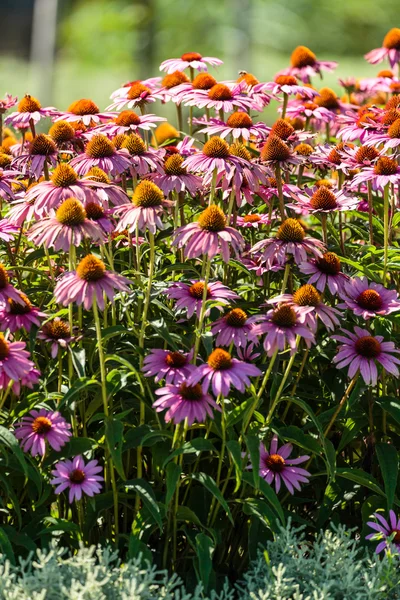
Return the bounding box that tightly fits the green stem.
[275,164,286,220]
[324,374,359,437]
[383,184,390,281]
[281,93,288,119]
[242,349,279,434]
[265,338,300,424]
[192,256,211,363]
[367,181,374,247]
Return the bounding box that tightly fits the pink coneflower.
[188,348,261,397]
[83,200,114,234]
[52,98,116,126]
[337,143,380,170]
[5,94,55,128]
[363,117,400,151]
[83,167,130,207]
[235,213,272,228]
[38,318,74,358]
[165,280,239,319]
[14,408,71,457]
[259,134,302,169]
[338,277,400,319]
[247,436,310,494]
[106,82,164,111]
[309,142,354,172]
[251,218,325,267]
[183,82,256,113]
[255,75,319,99]
[87,110,165,138]
[27,197,106,251]
[0,293,45,333]
[110,77,162,99]
[159,52,223,74]
[0,334,36,391]
[0,219,19,242]
[285,100,332,123]
[365,28,400,68]
[11,134,58,179]
[336,111,380,143]
[278,46,337,83]
[0,168,19,201]
[0,264,25,305]
[146,153,203,196]
[299,252,349,295]
[69,134,131,176]
[210,308,260,348]
[119,133,164,177]
[366,511,400,554]
[51,455,104,503]
[197,112,270,141]
[268,284,341,332]
[350,156,400,191]
[166,72,219,104]
[287,185,358,215]
[15,366,41,396]
[0,94,17,112]
[253,304,315,356]
[332,326,400,385]
[153,381,220,426]
[172,205,245,263]
[142,349,194,384]
[114,180,171,234]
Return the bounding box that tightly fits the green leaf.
[105,418,125,480]
[190,472,234,525]
[226,440,243,492]
[70,347,86,378]
[377,396,400,425]
[128,533,152,565]
[162,439,215,468]
[176,505,203,528]
[243,498,281,532]
[376,443,399,510]
[336,468,384,497]
[227,397,254,427]
[195,533,215,592]
[124,479,163,530]
[0,425,29,480]
[245,434,260,490]
[58,378,99,410]
[276,425,322,456]
[165,462,181,506]
[43,437,96,467]
[242,471,285,525]
[0,529,15,565]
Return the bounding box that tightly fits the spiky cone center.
[164,154,187,175]
[177,382,203,402]
[192,73,217,90]
[0,264,10,289]
[18,94,41,113]
[383,28,400,50]
[275,74,298,86]
[388,118,400,138]
[225,308,248,327]
[207,84,233,101]
[31,134,57,156]
[86,167,110,184]
[391,530,400,543]
[327,142,352,165]
[85,202,105,221]
[0,335,10,360]
[69,469,86,483]
[315,179,332,189]
[86,135,115,159]
[198,206,226,232]
[295,143,313,156]
[49,121,75,144]
[165,351,187,368]
[391,82,400,94]
[115,110,141,126]
[226,112,253,128]
[271,305,297,328]
[237,72,259,86]
[132,180,164,207]
[355,145,379,163]
[316,252,341,275]
[271,118,295,140]
[265,453,285,472]
[112,134,128,150]
[309,186,337,211]
[67,99,99,115]
[261,135,291,162]
[8,294,32,315]
[207,348,232,370]
[181,51,202,61]
[42,319,70,339]
[76,254,106,282]
[276,218,305,243]
[127,83,151,100]
[374,156,398,175]
[0,154,11,168]
[56,198,87,226]
[385,95,400,110]
[268,177,277,187]
[291,46,316,68]
[243,214,261,223]
[315,88,339,110]
[357,289,383,310]
[32,416,52,435]
[51,163,78,187]
[381,110,400,127]
[122,133,146,155]
[378,69,394,78]
[153,123,179,145]
[162,70,190,89]
[229,142,251,161]
[189,282,211,299]
[355,335,381,358]
[293,284,321,307]
[203,136,230,158]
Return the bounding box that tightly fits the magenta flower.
[110,77,162,100]
[12,134,58,179]
[106,82,164,111]
[114,180,171,234]
[0,94,17,112]
[350,156,400,191]
[188,348,261,397]
[197,112,270,141]
[54,254,131,311]
[0,168,19,201]
[182,137,249,186]
[0,264,25,305]
[172,205,244,263]
[52,98,116,126]
[119,134,164,177]
[366,510,400,554]
[88,110,165,138]
[142,349,194,384]
[38,318,74,358]
[365,29,400,68]
[255,75,319,99]
[0,293,45,333]
[287,185,358,215]
[159,52,223,74]
[299,252,349,295]
[183,81,257,113]
[253,305,315,356]
[69,134,132,176]
[278,46,337,83]
[211,308,260,348]
[146,153,203,196]
[0,219,19,242]
[235,213,272,228]
[165,280,239,319]
[332,326,400,385]
[153,381,220,426]
[338,277,400,320]
[285,100,332,123]
[14,409,71,457]
[51,455,104,503]
[0,334,36,391]
[247,436,310,494]
[5,94,55,127]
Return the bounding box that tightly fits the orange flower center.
[198,206,226,232]
[203,136,230,158]
[132,180,164,207]
[164,154,187,175]
[383,28,400,50]
[122,133,146,156]
[192,73,217,90]
[207,84,233,101]
[388,118,400,138]
[381,109,400,126]
[316,252,341,275]
[260,135,291,162]
[225,308,248,327]
[293,284,321,307]
[271,305,297,328]
[86,135,115,158]
[243,214,261,223]
[229,142,251,161]
[237,72,259,86]
[8,294,32,315]
[207,348,232,370]
[374,156,398,175]
[127,83,151,100]
[162,71,190,89]
[309,186,337,211]
[31,134,57,156]
[115,110,141,126]
[189,282,210,299]
[181,52,202,61]
[165,351,187,368]
[276,218,305,243]
[32,416,52,435]
[42,319,70,339]
[69,469,86,484]
[76,255,106,282]
[357,289,383,310]
[18,95,41,113]
[271,118,295,140]
[51,163,78,187]
[0,335,10,360]
[265,453,285,472]
[153,123,179,144]
[355,145,379,163]
[0,264,10,289]
[179,382,204,401]
[56,198,87,226]
[226,112,253,128]
[68,99,99,115]
[291,46,316,68]
[294,143,313,156]
[86,167,110,184]
[378,69,394,78]
[354,336,381,358]
[85,202,105,221]
[275,75,298,86]
[49,121,75,144]
[315,88,339,110]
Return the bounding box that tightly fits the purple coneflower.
[0,264,25,305]
[287,185,358,215]
[366,510,400,554]
[165,280,239,319]
[153,381,219,425]
[83,167,130,207]
[338,277,400,319]
[120,133,164,177]
[0,168,19,201]
[12,134,58,179]
[84,200,114,234]
[110,77,162,99]
[197,111,270,141]
[183,82,256,113]
[38,318,74,358]
[350,156,400,191]
[255,75,319,98]
[88,110,165,138]
[114,180,171,234]
[69,134,131,176]
[159,52,223,74]
[52,98,116,126]
[253,304,315,356]
[299,252,349,295]
[363,117,400,152]
[278,46,337,83]
[0,94,17,112]
[14,408,71,457]
[285,100,332,123]
[142,349,194,384]
[211,308,260,347]
[188,348,261,397]
[247,436,310,494]
[172,205,244,263]
[0,219,19,242]
[54,254,131,310]
[260,134,302,169]
[0,293,45,332]
[146,152,203,196]
[51,455,104,503]
[106,82,164,111]
[0,334,36,391]
[182,136,249,185]
[5,94,55,128]
[332,326,400,385]
[365,28,400,68]
[235,213,272,228]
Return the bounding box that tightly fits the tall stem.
[242,349,278,434]
[383,184,389,281]
[281,93,288,119]
[193,256,211,362]
[265,338,300,424]
[275,164,286,220]
[367,181,374,247]
[324,374,359,437]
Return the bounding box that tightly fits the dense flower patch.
[0,30,400,591]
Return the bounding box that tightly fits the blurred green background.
[1,0,399,116]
